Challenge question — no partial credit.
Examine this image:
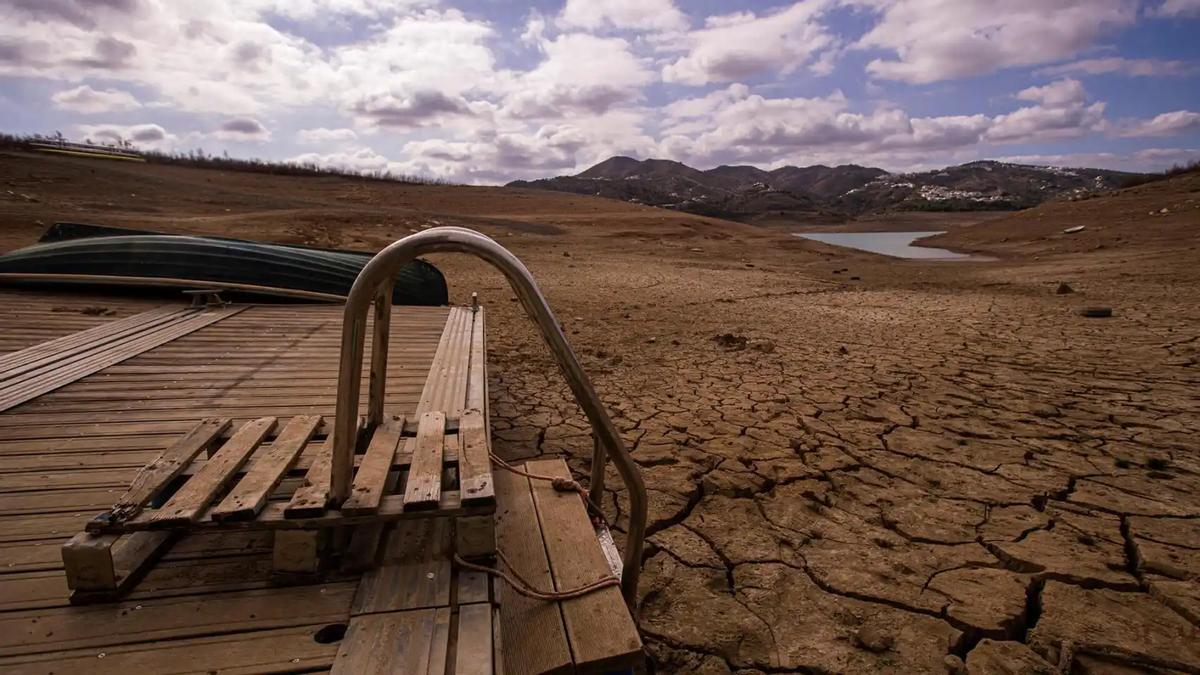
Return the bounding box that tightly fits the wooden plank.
[492,467,573,675]
[404,412,446,510]
[341,415,405,515]
[89,489,485,534]
[0,305,247,412]
[332,607,451,675]
[148,417,277,525]
[353,519,452,614]
[211,415,321,522]
[0,305,183,377]
[465,306,488,413]
[527,459,642,673]
[0,624,339,674]
[0,582,356,657]
[105,417,231,521]
[458,410,494,506]
[286,416,363,519]
[455,603,494,675]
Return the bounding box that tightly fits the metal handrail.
[331,226,648,603]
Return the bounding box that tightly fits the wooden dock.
[0,288,642,674]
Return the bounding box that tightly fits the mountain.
[506,157,1142,222]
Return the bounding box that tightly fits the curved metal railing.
[331,226,648,602]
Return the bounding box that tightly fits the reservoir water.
[794,231,979,260]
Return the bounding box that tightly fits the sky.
[2,0,1199,184]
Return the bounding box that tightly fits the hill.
[508,157,1142,222]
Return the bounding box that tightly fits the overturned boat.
[0,223,448,305]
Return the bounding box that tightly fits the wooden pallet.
[64,410,496,601]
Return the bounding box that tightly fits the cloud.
[1149,0,1200,17]
[73,36,137,69]
[4,0,142,30]
[297,127,358,144]
[855,0,1138,83]
[995,148,1200,172]
[557,0,688,32]
[215,117,271,140]
[1037,57,1194,77]
[662,2,837,85]
[504,33,653,118]
[288,147,397,173]
[986,79,1106,143]
[50,85,142,113]
[1118,110,1200,137]
[349,90,479,128]
[76,122,171,147]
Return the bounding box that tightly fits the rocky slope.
[508,157,1141,223]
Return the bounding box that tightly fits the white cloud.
[214,117,271,141]
[558,0,688,32]
[1150,0,1200,17]
[503,33,653,118]
[297,127,359,144]
[986,79,1106,143]
[662,2,838,86]
[995,148,1200,172]
[50,84,141,113]
[855,0,1139,83]
[1037,57,1194,78]
[75,122,173,148]
[1118,110,1200,138]
[289,147,398,173]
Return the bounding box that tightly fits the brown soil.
[3,152,1199,673]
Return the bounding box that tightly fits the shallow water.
[795,231,980,260]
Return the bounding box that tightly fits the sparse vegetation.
[0,132,448,186]
[1120,160,1200,188]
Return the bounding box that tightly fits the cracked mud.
[436,200,1199,673]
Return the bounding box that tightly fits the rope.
[489,452,612,527]
[455,551,620,601]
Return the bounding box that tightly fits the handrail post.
[332,226,648,604]
[367,284,391,428]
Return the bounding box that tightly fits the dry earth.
[3,153,1199,673]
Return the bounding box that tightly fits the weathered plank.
[455,603,495,675]
[332,607,451,675]
[148,417,277,525]
[352,519,452,614]
[286,416,363,519]
[341,415,405,516]
[457,410,493,506]
[0,624,339,674]
[211,415,321,522]
[404,412,446,510]
[527,459,642,673]
[492,466,573,675]
[106,417,231,521]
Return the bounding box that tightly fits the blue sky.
[1,0,1198,183]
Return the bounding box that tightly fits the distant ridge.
[507,157,1141,223]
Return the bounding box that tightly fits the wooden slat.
[352,519,452,614]
[458,410,494,506]
[106,417,231,521]
[0,624,340,674]
[527,459,642,673]
[404,411,446,510]
[148,417,277,525]
[0,306,247,412]
[333,607,451,675]
[0,305,183,377]
[211,415,321,522]
[455,603,495,675]
[465,307,487,413]
[341,415,405,515]
[493,466,573,675]
[286,416,363,519]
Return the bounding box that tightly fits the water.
[794,231,978,260]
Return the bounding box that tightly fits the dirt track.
[3,153,1199,673]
